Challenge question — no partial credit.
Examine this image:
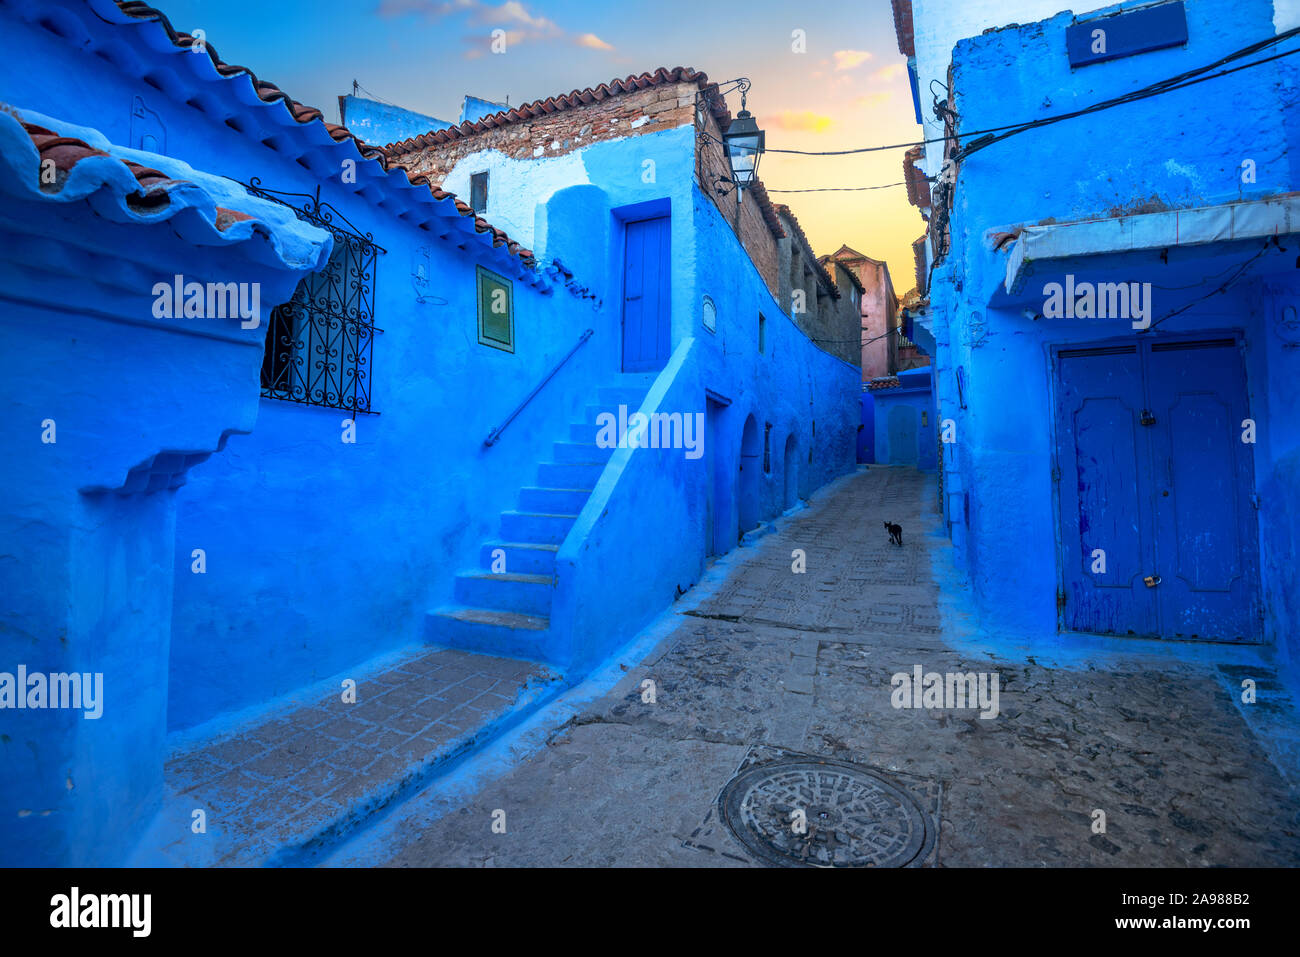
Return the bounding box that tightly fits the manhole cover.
[718,757,932,867]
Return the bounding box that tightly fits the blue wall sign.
[1066,1,1188,68]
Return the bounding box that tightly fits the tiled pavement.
[156,647,558,866]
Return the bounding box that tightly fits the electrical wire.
[766,182,907,193]
[1145,240,1278,331]
[699,26,1300,160]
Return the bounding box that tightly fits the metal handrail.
[484,328,594,447]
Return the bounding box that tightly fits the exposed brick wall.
[892,0,916,57]
[393,83,697,187]
[695,104,782,298]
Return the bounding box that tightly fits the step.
[538,461,606,489]
[500,510,579,545]
[519,486,593,514]
[480,541,559,576]
[453,571,554,618]
[569,421,604,443]
[598,387,648,408]
[553,441,612,464]
[426,606,551,661]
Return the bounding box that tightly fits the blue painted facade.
[0,2,858,864]
[923,0,1300,668]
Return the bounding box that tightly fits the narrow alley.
[311,467,1300,868]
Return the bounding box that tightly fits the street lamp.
[721,87,765,202]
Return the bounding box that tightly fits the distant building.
[772,205,861,369]
[825,246,900,381]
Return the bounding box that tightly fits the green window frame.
[477,265,514,353]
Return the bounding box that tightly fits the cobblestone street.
[343,467,1300,868]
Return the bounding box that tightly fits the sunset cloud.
[853,92,892,109]
[575,33,614,51]
[380,0,611,53]
[873,63,906,82]
[833,50,873,71]
[765,111,835,133]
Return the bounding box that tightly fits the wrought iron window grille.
[243,178,386,414]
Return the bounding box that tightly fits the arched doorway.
[738,414,761,537]
[783,433,798,510]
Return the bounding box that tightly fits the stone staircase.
[426,381,649,662]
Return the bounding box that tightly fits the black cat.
[884,521,903,546]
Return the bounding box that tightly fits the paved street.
[347,467,1300,867]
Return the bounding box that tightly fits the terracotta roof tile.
[24,121,182,211]
[110,1,537,268]
[867,375,902,391]
[2,112,331,272]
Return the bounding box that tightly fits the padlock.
[1143,575,1162,588]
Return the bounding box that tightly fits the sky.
[157,0,926,288]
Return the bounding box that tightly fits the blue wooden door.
[887,405,919,465]
[1146,339,1260,640]
[1055,338,1260,641]
[622,217,671,372]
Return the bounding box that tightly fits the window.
[764,422,772,473]
[477,265,514,352]
[470,171,489,215]
[251,182,382,414]
[702,295,717,333]
[759,312,767,354]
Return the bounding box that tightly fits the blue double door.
[1055,336,1261,642]
[622,216,671,372]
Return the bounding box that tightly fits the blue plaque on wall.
[1067,1,1188,68]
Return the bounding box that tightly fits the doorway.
[1054,335,1262,641]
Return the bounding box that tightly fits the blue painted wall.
[873,369,936,469]
[858,391,876,463]
[0,104,329,865]
[0,5,607,739]
[339,94,451,146]
[928,0,1300,666]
